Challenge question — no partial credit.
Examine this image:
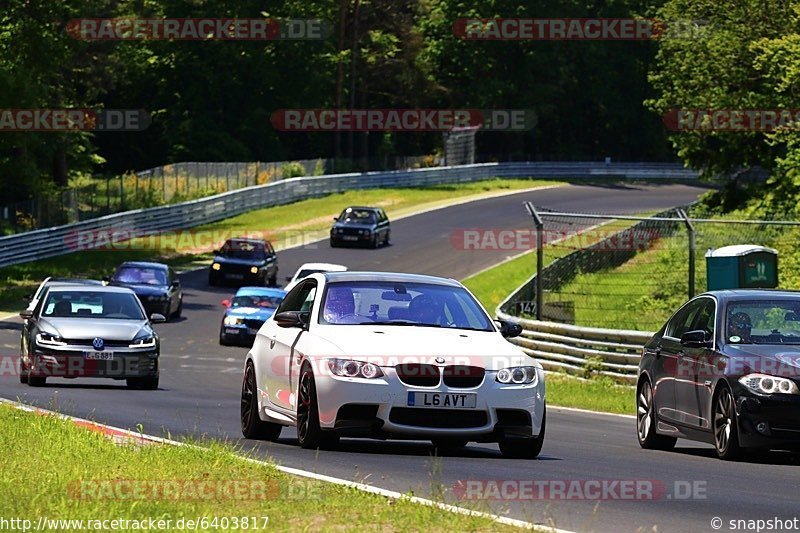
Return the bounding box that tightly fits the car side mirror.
[19,309,33,320]
[149,313,167,324]
[497,319,523,339]
[332,216,338,221]
[274,311,309,329]
[171,280,180,287]
[102,275,111,284]
[221,299,231,308]
[285,276,293,282]
[213,249,221,255]
[680,329,711,348]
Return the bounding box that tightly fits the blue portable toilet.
[705,245,778,290]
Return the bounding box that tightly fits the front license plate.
[83,351,114,360]
[224,328,240,335]
[407,392,477,408]
[225,273,244,280]
[342,236,358,241]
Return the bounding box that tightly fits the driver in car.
[407,294,446,326]
[323,286,357,323]
[728,312,752,343]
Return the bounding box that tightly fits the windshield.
[726,300,800,345]
[114,266,167,286]
[42,291,145,320]
[295,269,325,279]
[339,209,377,224]
[319,281,493,331]
[232,294,283,309]
[219,241,266,260]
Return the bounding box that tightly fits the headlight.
[35,332,66,347]
[327,358,384,379]
[739,373,799,395]
[496,366,538,385]
[250,266,259,274]
[212,263,221,271]
[129,334,156,349]
[224,316,244,326]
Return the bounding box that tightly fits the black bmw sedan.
[638,289,800,459]
[209,238,278,287]
[330,206,390,248]
[108,261,183,321]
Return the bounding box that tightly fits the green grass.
[0,404,519,532]
[462,218,641,314]
[0,178,561,314]
[545,374,634,415]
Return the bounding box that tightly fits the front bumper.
[736,388,800,449]
[331,232,374,246]
[308,365,545,441]
[220,323,261,346]
[29,345,159,379]
[140,299,170,317]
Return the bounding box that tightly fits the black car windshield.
[114,266,167,286]
[339,209,377,224]
[42,291,145,320]
[232,294,283,308]
[219,241,266,260]
[727,300,800,344]
[319,280,493,331]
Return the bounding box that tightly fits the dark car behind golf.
[108,261,183,321]
[330,206,390,248]
[637,289,800,459]
[209,238,278,287]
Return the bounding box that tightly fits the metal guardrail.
[0,161,697,268]
[497,310,654,383]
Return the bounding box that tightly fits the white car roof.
[320,271,461,287]
[45,285,136,295]
[296,262,348,272]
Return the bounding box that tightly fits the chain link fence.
[500,205,800,331]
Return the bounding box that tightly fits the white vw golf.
[240,271,546,458]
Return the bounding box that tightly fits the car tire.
[713,385,742,460]
[19,358,28,384]
[173,299,182,319]
[636,379,677,451]
[383,231,391,246]
[241,361,282,441]
[268,274,277,287]
[330,238,338,248]
[127,376,159,390]
[370,234,379,248]
[499,406,546,459]
[27,364,45,387]
[208,274,217,287]
[431,438,468,452]
[297,365,339,450]
[219,329,229,346]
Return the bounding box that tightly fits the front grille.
[338,227,364,236]
[223,263,257,274]
[337,404,379,421]
[244,319,265,330]
[389,407,488,428]
[62,339,131,348]
[442,366,484,388]
[395,364,440,387]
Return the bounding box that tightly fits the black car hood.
[214,255,266,266]
[725,344,800,374]
[333,221,376,229]
[111,282,168,296]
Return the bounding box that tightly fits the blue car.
[219,287,286,346]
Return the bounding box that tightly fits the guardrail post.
[525,201,544,320]
[678,208,696,298]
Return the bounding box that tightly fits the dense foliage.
[0,0,671,203]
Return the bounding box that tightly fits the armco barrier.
[0,161,697,268]
[497,311,654,383]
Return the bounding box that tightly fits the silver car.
[19,285,164,389]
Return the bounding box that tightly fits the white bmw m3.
[240,271,546,458]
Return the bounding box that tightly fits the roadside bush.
[280,161,306,180]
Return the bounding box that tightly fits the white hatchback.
[241,271,546,458]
